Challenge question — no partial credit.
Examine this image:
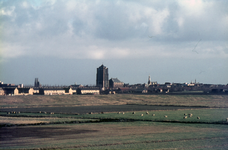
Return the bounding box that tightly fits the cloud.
[0,0,227,61]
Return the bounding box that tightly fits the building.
[109,78,124,89]
[0,88,5,95]
[148,76,157,86]
[76,87,100,94]
[17,88,34,95]
[3,87,34,95]
[96,64,109,90]
[39,87,75,95]
[0,81,33,95]
[3,87,18,95]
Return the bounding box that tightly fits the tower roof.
[98,64,107,69]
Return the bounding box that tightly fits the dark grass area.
[0,104,208,114]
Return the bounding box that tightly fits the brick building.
[109,78,124,89]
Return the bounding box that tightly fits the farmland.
[1,94,228,149]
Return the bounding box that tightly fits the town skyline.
[1,63,227,87]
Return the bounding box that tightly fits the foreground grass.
[1,122,228,149]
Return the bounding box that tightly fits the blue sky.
[0,0,227,85]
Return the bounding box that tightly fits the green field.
[1,94,228,149]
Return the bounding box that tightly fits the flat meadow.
[0,94,228,149]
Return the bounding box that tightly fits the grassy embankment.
[1,94,228,108]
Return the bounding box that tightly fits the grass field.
[1,94,228,149]
[1,108,228,124]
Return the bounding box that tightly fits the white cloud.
[21,1,29,8]
[0,6,15,16]
[151,8,170,35]
[87,49,106,60]
[179,0,201,14]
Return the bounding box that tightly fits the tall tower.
[34,78,40,87]
[96,64,109,89]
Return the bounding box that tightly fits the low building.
[39,88,65,95]
[3,87,17,95]
[76,87,100,95]
[39,87,76,95]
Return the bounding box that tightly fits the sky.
[0,0,227,86]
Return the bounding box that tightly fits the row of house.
[0,87,100,96]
